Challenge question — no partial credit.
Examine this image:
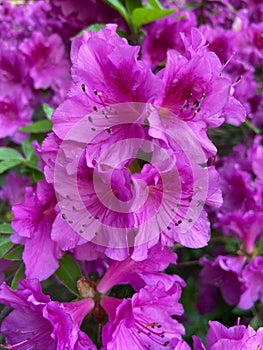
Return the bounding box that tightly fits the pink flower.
[0,92,32,143]
[71,24,161,106]
[0,279,96,350]
[157,45,231,129]
[101,282,185,349]
[141,11,197,68]
[11,180,62,280]
[0,173,29,207]
[193,321,263,350]
[215,137,263,253]
[197,255,246,313]
[19,31,70,90]
[238,256,263,310]
[97,245,185,293]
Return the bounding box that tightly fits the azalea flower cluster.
[0,0,263,349]
[198,136,263,313]
[0,0,123,142]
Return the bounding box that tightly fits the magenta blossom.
[238,256,263,310]
[152,28,245,134]
[51,120,212,259]
[141,11,197,68]
[101,282,185,350]
[19,31,70,91]
[50,0,125,34]
[11,179,62,280]
[97,244,185,293]
[71,24,161,106]
[193,321,263,349]
[0,279,96,350]
[0,173,29,207]
[0,43,31,99]
[215,137,263,253]
[197,255,246,313]
[0,92,32,143]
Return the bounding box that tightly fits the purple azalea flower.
[11,180,62,280]
[46,24,240,260]
[248,135,263,181]
[51,121,213,258]
[0,43,31,99]
[0,173,30,207]
[50,0,125,34]
[52,86,94,141]
[189,0,236,28]
[215,137,263,253]
[0,279,96,350]
[193,321,263,349]
[197,255,246,313]
[51,206,107,261]
[0,92,32,143]
[101,282,185,349]
[238,256,263,309]
[155,31,233,129]
[218,210,263,254]
[0,1,62,45]
[199,25,236,65]
[141,11,197,68]
[243,22,263,66]
[97,245,185,293]
[199,24,256,124]
[19,31,70,91]
[0,0,72,108]
[71,24,161,106]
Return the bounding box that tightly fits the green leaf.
[250,315,261,330]
[132,7,176,29]
[75,24,105,38]
[148,0,162,9]
[104,0,130,24]
[0,160,22,174]
[31,169,44,183]
[116,29,129,38]
[22,140,35,159]
[0,234,14,258]
[11,264,25,290]
[24,159,41,172]
[42,104,54,120]
[86,23,105,32]
[56,255,82,296]
[4,245,24,260]
[0,147,23,161]
[19,120,53,133]
[0,223,13,234]
[243,120,261,135]
[125,0,142,13]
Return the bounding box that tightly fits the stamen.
[134,320,170,347]
[222,51,236,70]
